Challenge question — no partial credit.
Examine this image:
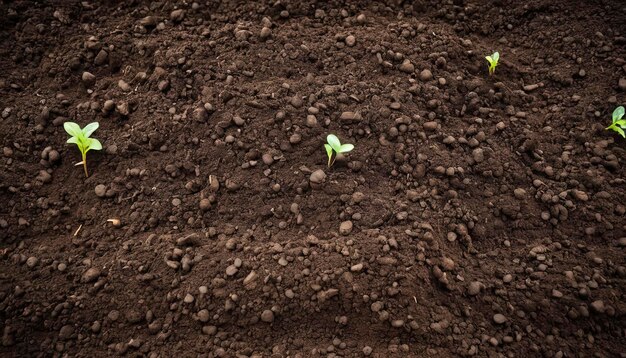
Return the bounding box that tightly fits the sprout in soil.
[64,122,102,177]
[606,106,626,138]
[485,51,500,75]
[324,134,354,167]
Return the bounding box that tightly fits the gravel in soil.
[1,0,625,357]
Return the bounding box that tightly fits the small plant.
[64,122,102,177]
[606,106,626,138]
[324,134,354,167]
[485,51,500,75]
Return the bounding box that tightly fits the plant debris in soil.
[1,0,626,357]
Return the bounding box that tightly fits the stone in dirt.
[309,170,326,185]
[82,72,96,86]
[226,265,238,276]
[26,256,38,268]
[59,325,74,340]
[399,59,414,73]
[468,281,482,296]
[419,69,433,81]
[261,310,274,323]
[176,233,199,246]
[590,300,605,313]
[339,220,353,235]
[94,184,106,198]
[170,9,185,22]
[493,314,507,324]
[81,267,101,283]
[339,111,362,123]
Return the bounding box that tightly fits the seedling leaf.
[324,144,333,167]
[614,120,626,127]
[89,138,102,151]
[64,121,102,177]
[327,134,341,152]
[324,134,354,167]
[339,144,354,153]
[64,122,82,137]
[613,106,625,123]
[486,51,500,75]
[83,122,99,137]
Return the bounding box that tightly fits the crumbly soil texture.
[1,0,626,357]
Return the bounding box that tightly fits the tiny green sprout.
[485,51,500,75]
[64,122,102,177]
[324,134,354,167]
[606,106,626,138]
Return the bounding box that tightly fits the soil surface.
[1,0,626,357]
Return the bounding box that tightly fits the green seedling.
[324,134,354,167]
[606,106,626,138]
[485,51,500,75]
[64,122,102,177]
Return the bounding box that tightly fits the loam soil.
[1,0,626,357]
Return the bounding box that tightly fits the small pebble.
[261,309,274,323]
[399,59,414,73]
[26,256,38,268]
[493,313,507,324]
[101,102,115,115]
[118,80,130,91]
[468,281,482,296]
[306,115,318,127]
[199,198,211,211]
[197,309,209,322]
[351,263,364,272]
[309,170,326,185]
[419,69,433,81]
[95,184,106,198]
[423,121,438,131]
[345,35,356,47]
[514,188,526,199]
[170,9,185,22]
[82,72,96,86]
[202,325,217,335]
[339,221,353,235]
[590,300,605,313]
[81,267,101,283]
[226,265,238,276]
[260,27,272,39]
[472,148,485,163]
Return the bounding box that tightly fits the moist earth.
[1,0,625,357]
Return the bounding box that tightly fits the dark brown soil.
[1,0,625,357]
